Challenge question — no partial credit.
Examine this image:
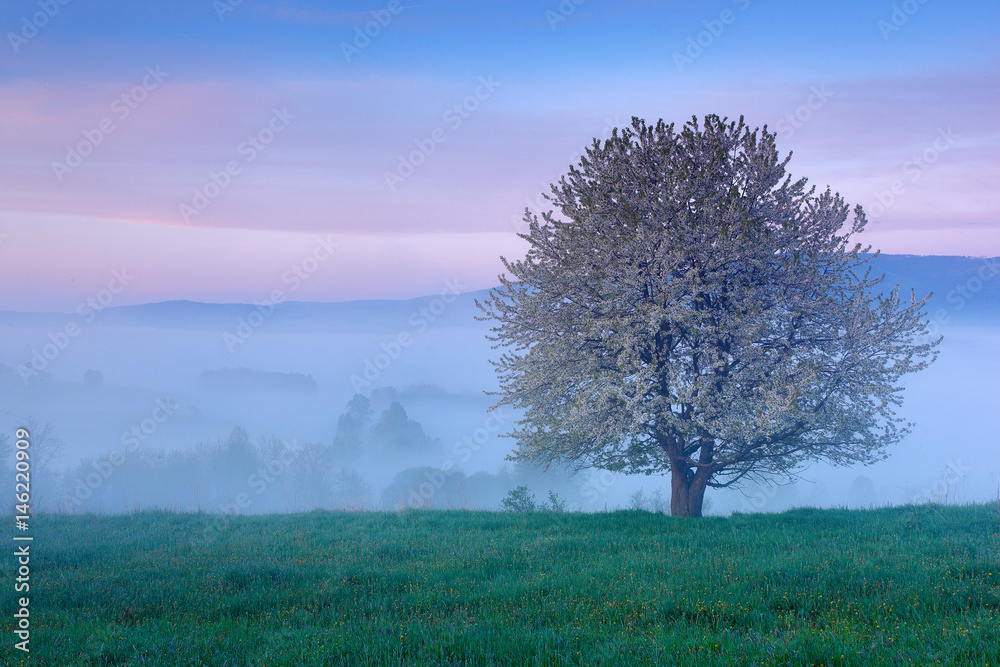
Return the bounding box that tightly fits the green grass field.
[3,504,999,666]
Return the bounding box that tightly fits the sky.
[1,0,998,311]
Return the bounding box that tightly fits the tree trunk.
[670,464,709,517]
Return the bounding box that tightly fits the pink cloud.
[0,67,996,312]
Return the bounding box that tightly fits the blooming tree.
[478,115,939,517]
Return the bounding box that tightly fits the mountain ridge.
[1,255,996,329]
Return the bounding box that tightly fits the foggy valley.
[3,254,998,518]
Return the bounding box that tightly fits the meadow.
[3,504,999,666]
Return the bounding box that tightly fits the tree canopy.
[478,115,939,517]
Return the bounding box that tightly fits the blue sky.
[1,0,997,309]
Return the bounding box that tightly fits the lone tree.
[478,115,939,517]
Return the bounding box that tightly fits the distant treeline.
[11,388,582,515]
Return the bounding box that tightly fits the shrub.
[501,485,537,512]
[629,488,649,511]
[545,491,566,512]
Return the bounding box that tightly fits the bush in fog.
[629,488,649,511]
[501,485,537,512]
[545,491,567,512]
[508,457,581,507]
[849,475,878,508]
[650,488,668,513]
[499,487,569,512]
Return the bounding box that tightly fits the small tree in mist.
[479,115,939,518]
[849,475,878,508]
[370,401,441,461]
[332,394,371,464]
[501,485,537,512]
[545,490,567,512]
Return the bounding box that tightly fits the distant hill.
[0,291,490,333]
[0,255,995,329]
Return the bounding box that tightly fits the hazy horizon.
[2,254,998,516]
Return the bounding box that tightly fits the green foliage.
[501,484,537,511]
[4,505,998,665]
[545,490,566,512]
[499,487,565,513]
